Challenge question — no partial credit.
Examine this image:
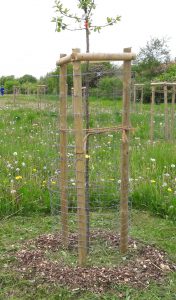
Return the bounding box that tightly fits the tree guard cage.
[51,48,135,266]
[150,82,176,142]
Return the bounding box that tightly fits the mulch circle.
[14,231,176,293]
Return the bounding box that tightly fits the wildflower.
[164,173,170,177]
[150,158,156,162]
[162,182,167,187]
[110,178,115,181]
[13,152,17,156]
[15,176,22,180]
[167,188,172,192]
[85,154,90,159]
[150,180,156,183]
[33,168,37,172]
[171,164,175,168]
[11,190,16,194]
[51,181,56,185]
[21,162,26,167]
[71,182,76,186]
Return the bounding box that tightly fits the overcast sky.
[0,0,175,79]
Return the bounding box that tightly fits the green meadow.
[0,95,175,299]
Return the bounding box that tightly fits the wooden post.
[164,84,169,139]
[72,48,87,265]
[171,85,175,140]
[59,54,68,248]
[140,86,144,113]
[133,85,136,111]
[150,86,155,142]
[13,86,16,107]
[119,48,131,253]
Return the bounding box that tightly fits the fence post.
[72,48,87,265]
[59,54,68,248]
[119,47,131,253]
[171,85,175,140]
[150,86,155,142]
[164,84,169,139]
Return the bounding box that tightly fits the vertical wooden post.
[59,54,68,248]
[150,86,155,143]
[13,86,16,107]
[171,85,175,140]
[164,84,169,139]
[119,48,131,253]
[140,86,144,113]
[133,85,136,111]
[72,48,87,266]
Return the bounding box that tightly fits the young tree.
[52,0,121,53]
[53,1,121,252]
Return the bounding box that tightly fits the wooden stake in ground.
[72,48,87,266]
[59,54,68,248]
[171,85,175,140]
[119,48,131,253]
[164,84,169,139]
[150,86,155,143]
[140,85,144,113]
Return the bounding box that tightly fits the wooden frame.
[57,48,136,265]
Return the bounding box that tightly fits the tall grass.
[0,97,175,220]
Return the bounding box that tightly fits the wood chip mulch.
[14,231,176,293]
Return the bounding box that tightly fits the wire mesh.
[48,62,132,265]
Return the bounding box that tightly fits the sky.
[0,0,175,79]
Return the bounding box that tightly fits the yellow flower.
[85,154,90,159]
[150,179,156,183]
[51,181,56,185]
[167,188,172,192]
[15,176,22,180]
[33,168,37,172]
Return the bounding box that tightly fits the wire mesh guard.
[48,51,133,266]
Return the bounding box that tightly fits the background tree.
[133,37,171,82]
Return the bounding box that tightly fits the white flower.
[21,162,26,167]
[16,168,20,172]
[162,182,167,187]
[11,190,16,194]
[13,152,17,156]
[150,158,156,162]
[171,164,175,168]
[164,173,170,177]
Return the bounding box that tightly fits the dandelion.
[15,176,22,180]
[167,188,172,192]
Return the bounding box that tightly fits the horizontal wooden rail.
[57,52,136,66]
[151,82,176,86]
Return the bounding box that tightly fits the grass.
[0,210,175,299]
[0,95,175,298]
